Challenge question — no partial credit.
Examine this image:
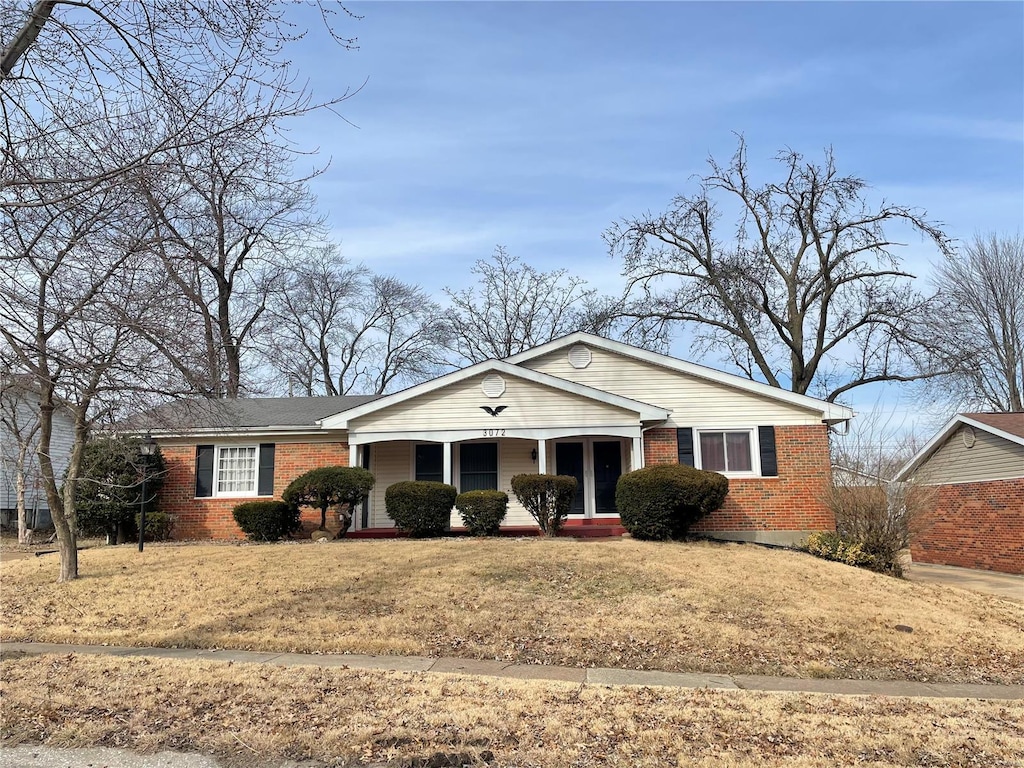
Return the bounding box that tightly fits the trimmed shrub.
[803,531,877,569]
[282,466,375,534]
[615,464,729,541]
[510,474,577,536]
[455,490,508,536]
[385,481,457,537]
[232,500,300,542]
[134,511,173,542]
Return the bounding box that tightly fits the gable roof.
[505,332,854,424]
[319,358,672,429]
[894,412,1024,482]
[133,395,380,435]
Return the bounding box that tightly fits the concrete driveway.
[906,562,1024,602]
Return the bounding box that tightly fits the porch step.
[345,525,627,540]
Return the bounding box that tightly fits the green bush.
[134,511,173,542]
[455,490,508,536]
[803,531,877,569]
[615,464,729,541]
[510,474,577,536]
[385,481,457,537]
[232,500,300,542]
[74,435,166,543]
[282,466,375,534]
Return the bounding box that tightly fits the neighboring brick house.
[140,333,852,544]
[895,413,1024,575]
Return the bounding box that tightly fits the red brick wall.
[911,478,1024,575]
[642,424,835,533]
[159,441,350,540]
[643,428,678,466]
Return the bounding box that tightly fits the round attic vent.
[568,344,592,369]
[960,425,976,448]
[481,373,505,398]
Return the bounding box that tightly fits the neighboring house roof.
[133,395,381,436]
[894,412,1024,482]
[505,332,854,424]
[832,465,890,486]
[319,358,672,430]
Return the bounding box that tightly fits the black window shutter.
[758,426,778,476]
[676,428,695,467]
[257,444,276,496]
[195,445,214,497]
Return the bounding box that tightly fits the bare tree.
[1,2,356,210]
[442,247,601,363]
[1,2,357,582]
[605,138,953,402]
[915,233,1024,412]
[135,121,320,398]
[0,172,165,580]
[265,248,447,396]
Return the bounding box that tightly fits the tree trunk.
[15,443,31,544]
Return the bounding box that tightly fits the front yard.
[2,653,1021,768]
[2,537,1021,684]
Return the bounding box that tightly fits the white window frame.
[692,427,761,478]
[212,444,263,498]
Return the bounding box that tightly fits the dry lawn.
[1,538,1022,683]
[1,653,1022,767]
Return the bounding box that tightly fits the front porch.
[347,434,642,534]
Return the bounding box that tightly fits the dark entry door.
[593,441,622,513]
[555,442,585,514]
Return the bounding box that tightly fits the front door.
[555,441,585,514]
[593,440,622,513]
[555,439,624,517]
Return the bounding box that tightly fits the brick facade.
[160,441,350,540]
[160,425,835,541]
[911,478,1024,575]
[642,424,835,533]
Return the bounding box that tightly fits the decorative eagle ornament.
[480,405,508,417]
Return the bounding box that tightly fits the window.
[217,446,258,494]
[460,442,498,491]
[415,443,444,483]
[195,443,275,498]
[697,431,753,473]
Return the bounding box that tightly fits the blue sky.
[286,1,1023,434]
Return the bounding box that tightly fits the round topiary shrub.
[455,490,508,536]
[510,474,577,536]
[232,500,300,542]
[385,481,458,537]
[282,466,375,535]
[615,464,729,541]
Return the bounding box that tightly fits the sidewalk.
[905,561,1024,602]
[2,641,1021,700]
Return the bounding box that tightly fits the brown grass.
[2,653,1022,767]
[2,538,1022,684]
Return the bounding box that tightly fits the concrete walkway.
[2,641,1021,700]
[905,561,1024,602]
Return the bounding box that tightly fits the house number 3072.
[482,428,506,437]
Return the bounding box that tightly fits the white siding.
[523,347,822,427]
[364,438,543,529]
[367,441,409,528]
[0,395,73,519]
[350,372,640,433]
[917,428,1024,484]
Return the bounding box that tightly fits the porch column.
[537,439,547,473]
[349,443,359,467]
[632,435,644,471]
[443,441,452,484]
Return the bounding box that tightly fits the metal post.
[138,463,147,552]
